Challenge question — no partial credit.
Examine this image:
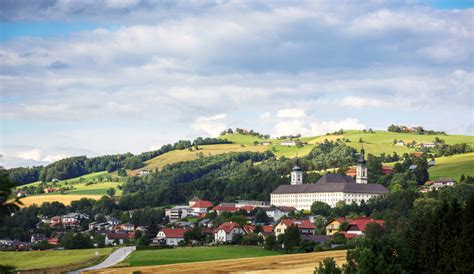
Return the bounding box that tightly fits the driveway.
[70,246,136,274]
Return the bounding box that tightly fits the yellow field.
[87,250,347,274]
[130,144,266,175]
[18,194,103,207]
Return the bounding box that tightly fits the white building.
[155,228,187,246]
[270,149,388,210]
[214,222,245,243]
[280,141,296,146]
[165,205,193,222]
[430,178,455,191]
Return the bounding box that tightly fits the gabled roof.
[215,222,241,234]
[347,217,384,232]
[106,232,129,239]
[212,205,238,212]
[262,225,274,233]
[160,228,188,238]
[191,200,213,209]
[240,205,254,212]
[279,219,316,229]
[277,206,296,212]
[243,224,256,233]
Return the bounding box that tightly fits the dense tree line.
[387,124,446,135]
[8,137,233,186]
[316,184,474,273]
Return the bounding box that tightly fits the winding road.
[70,246,136,274]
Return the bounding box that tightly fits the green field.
[429,153,474,181]
[131,143,266,175]
[123,246,281,267]
[308,130,474,156]
[0,247,114,271]
[20,171,123,196]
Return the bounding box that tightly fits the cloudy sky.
[1,0,473,168]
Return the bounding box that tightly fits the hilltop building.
[270,148,388,209]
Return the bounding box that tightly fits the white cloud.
[339,96,389,108]
[310,118,366,135]
[191,114,227,137]
[260,112,271,119]
[274,120,310,136]
[42,154,69,162]
[277,108,306,118]
[16,149,42,161]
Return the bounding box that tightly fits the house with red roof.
[210,203,239,215]
[214,222,245,242]
[105,232,129,245]
[190,200,213,215]
[258,225,275,239]
[274,219,316,238]
[155,228,189,246]
[325,217,354,235]
[343,217,384,237]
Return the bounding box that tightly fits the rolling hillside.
[429,153,474,181]
[130,143,267,175]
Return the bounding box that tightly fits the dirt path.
[85,250,346,274]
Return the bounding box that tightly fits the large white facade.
[270,151,388,210]
[270,191,382,210]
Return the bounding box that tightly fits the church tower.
[290,159,303,185]
[356,146,368,184]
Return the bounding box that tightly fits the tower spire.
[356,146,368,184]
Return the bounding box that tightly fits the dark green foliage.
[314,257,342,274]
[107,187,116,197]
[387,124,446,135]
[242,234,264,245]
[184,226,205,243]
[231,233,243,245]
[264,235,278,250]
[305,141,357,171]
[254,208,269,224]
[60,232,93,249]
[31,240,54,250]
[280,225,300,252]
[8,166,42,186]
[311,201,331,217]
[0,169,22,217]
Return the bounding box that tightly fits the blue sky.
[1,0,473,168]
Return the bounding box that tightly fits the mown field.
[17,194,103,207]
[308,130,474,156]
[93,249,347,274]
[429,153,474,181]
[19,171,122,197]
[131,144,266,175]
[123,246,282,267]
[0,247,114,271]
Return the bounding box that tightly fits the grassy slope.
[0,248,113,270]
[308,130,474,156]
[131,144,267,174]
[18,194,104,207]
[124,246,281,267]
[20,171,122,196]
[429,153,474,181]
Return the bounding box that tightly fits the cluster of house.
[421,178,456,192]
[151,214,384,246]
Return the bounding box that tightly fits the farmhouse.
[190,200,213,215]
[280,141,296,146]
[274,219,316,238]
[271,148,388,209]
[61,213,89,227]
[325,217,353,235]
[430,178,455,191]
[155,228,188,246]
[166,205,193,222]
[211,203,239,215]
[214,222,245,242]
[342,217,384,237]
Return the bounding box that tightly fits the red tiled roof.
[243,224,256,233]
[240,205,254,212]
[160,228,188,238]
[340,232,358,239]
[348,217,384,232]
[262,225,274,233]
[280,219,316,229]
[191,200,213,209]
[106,233,129,239]
[212,205,238,212]
[277,206,296,212]
[216,222,241,234]
[381,166,394,175]
[48,238,60,245]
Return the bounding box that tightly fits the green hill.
[429,153,474,181]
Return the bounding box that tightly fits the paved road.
[70,246,136,274]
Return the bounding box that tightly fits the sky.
[0,0,473,168]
